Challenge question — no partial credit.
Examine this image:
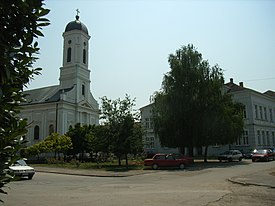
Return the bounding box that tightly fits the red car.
[144,153,193,170]
[252,149,274,162]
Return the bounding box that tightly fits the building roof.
[22,85,74,105]
[264,90,275,99]
[65,15,88,35]
[224,78,247,92]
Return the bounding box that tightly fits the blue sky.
[30,0,275,109]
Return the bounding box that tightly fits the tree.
[153,44,244,160]
[66,124,95,162]
[100,95,143,168]
[0,0,50,197]
[26,133,72,160]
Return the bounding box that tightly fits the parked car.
[9,159,35,180]
[218,150,243,162]
[252,149,274,162]
[144,153,193,170]
[244,149,257,159]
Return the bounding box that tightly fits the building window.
[82,84,85,96]
[49,124,54,135]
[272,131,275,146]
[266,131,270,146]
[243,130,249,145]
[259,106,263,120]
[257,130,261,145]
[243,106,247,119]
[67,47,71,62]
[145,118,153,129]
[255,105,258,119]
[262,131,266,146]
[270,108,273,122]
[264,107,267,120]
[236,137,241,146]
[83,49,86,64]
[34,125,40,140]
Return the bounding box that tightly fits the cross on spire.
[75,9,80,20]
[76,9,80,16]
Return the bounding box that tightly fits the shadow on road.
[187,160,251,171]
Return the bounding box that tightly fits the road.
[2,160,275,206]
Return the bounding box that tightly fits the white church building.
[21,14,99,146]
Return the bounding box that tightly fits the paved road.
[2,160,275,206]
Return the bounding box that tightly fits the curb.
[35,168,157,178]
[228,177,275,189]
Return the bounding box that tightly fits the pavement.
[34,165,275,188]
[228,167,275,188]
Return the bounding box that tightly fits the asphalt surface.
[34,163,275,188]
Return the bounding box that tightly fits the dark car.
[252,149,274,162]
[244,149,257,159]
[218,150,243,162]
[144,153,193,170]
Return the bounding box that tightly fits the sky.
[29,0,275,109]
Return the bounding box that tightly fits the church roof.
[22,85,74,105]
[65,15,88,35]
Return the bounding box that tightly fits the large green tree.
[153,44,244,159]
[0,0,49,197]
[100,95,143,168]
[66,124,95,161]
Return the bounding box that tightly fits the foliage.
[100,95,143,168]
[26,133,72,159]
[66,124,95,159]
[0,0,50,198]
[153,44,244,159]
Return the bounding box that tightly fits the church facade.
[20,14,99,146]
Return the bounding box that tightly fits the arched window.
[49,124,54,135]
[83,49,86,64]
[67,47,71,62]
[34,125,40,140]
[82,84,85,96]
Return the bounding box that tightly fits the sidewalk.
[228,167,275,188]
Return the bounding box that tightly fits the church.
[20,14,99,146]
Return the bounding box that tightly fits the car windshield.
[255,150,267,154]
[15,159,28,166]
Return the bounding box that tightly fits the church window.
[82,84,85,96]
[34,125,40,140]
[67,47,71,62]
[83,49,86,64]
[49,124,54,135]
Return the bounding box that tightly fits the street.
[2,160,275,206]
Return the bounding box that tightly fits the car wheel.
[152,164,158,170]
[179,163,185,169]
[28,174,34,180]
[228,157,233,162]
[239,157,242,161]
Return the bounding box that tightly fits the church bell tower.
[59,11,91,102]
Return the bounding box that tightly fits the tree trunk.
[118,156,121,166]
[125,154,128,169]
[179,146,185,155]
[188,146,194,157]
[204,145,208,163]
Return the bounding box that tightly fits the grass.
[33,159,144,172]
